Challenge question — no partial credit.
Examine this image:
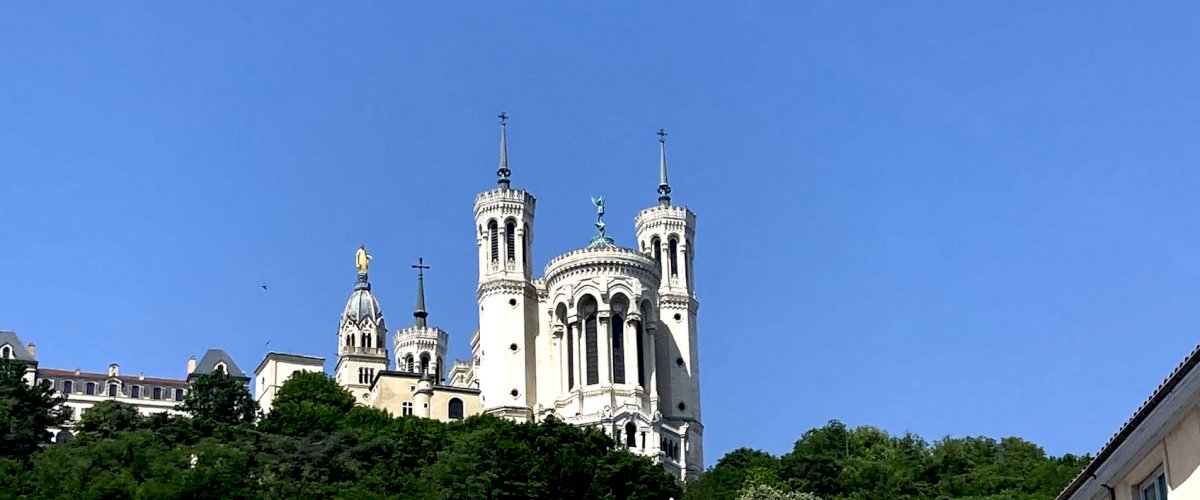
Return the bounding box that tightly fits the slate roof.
[0,330,35,361]
[38,368,188,387]
[1057,342,1200,499]
[189,348,249,380]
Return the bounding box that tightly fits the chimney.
[186,355,197,375]
[108,363,119,377]
[26,343,35,358]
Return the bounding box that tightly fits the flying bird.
[261,283,268,290]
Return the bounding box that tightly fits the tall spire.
[412,257,430,328]
[657,128,672,206]
[497,112,511,188]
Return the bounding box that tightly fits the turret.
[633,129,703,478]
[474,113,538,421]
[335,245,390,404]
[394,257,449,382]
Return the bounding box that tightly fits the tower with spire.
[635,129,703,477]
[394,257,449,383]
[334,246,390,404]
[472,112,539,421]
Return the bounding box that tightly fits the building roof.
[254,352,325,376]
[0,330,35,362]
[189,348,248,380]
[1057,342,1200,499]
[38,368,189,387]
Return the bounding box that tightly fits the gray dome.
[343,274,384,326]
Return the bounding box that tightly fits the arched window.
[635,320,645,387]
[346,335,352,347]
[448,398,464,419]
[420,353,430,374]
[1,346,10,359]
[505,220,517,263]
[669,238,679,277]
[611,314,625,384]
[557,303,573,390]
[522,223,530,266]
[405,355,414,372]
[85,382,95,395]
[581,296,599,386]
[436,357,443,383]
[402,401,413,417]
[488,220,499,262]
[214,363,226,374]
[651,237,661,264]
[625,422,637,447]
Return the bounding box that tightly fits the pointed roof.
[412,257,430,328]
[0,330,35,362]
[497,112,512,188]
[188,348,248,381]
[657,128,672,206]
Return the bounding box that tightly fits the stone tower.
[634,130,703,477]
[394,258,449,382]
[473,113,539,421]
[335,248,390,404]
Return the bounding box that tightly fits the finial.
[497,112,511,188]
[657,128,672,206]
[412,257,430,328]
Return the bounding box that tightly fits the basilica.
[2,116,704,480]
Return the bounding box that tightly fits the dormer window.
[1,345,10,359]
[214,362,227,374]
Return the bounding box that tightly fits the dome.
[343,274,384,326]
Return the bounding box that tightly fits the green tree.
[0,358,66,460]
[77,400,144,438]
[258,371,355,437]
[178,372,256,426]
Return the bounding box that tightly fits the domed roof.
[343,274,384,326]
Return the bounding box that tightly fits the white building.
[1059,344,1200,500]
[256,117,705,479]
[0,329,247,441]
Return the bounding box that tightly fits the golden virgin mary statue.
[355,244,372,274]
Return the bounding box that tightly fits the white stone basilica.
[254,117,704,479]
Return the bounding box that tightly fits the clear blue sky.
[4,2,1200,463]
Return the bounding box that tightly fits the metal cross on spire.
[657,128,672,206]
[412,257,431,328]
[497,112,511,188]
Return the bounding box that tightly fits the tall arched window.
[612,316,625,384]
[581,296,599,386]
[345,335,352,347]
[405,355,414,372]
[448,398,464,419]
[488,220,499,262]
[635,320,645,387]
[625,422,637,447]
[420,353,430,375]
[435,357,443,383]
[651,237,661,264]
[505,220,517,262]
[522,223,530,266]
[558,303,573,390]
[669,238,679,277]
